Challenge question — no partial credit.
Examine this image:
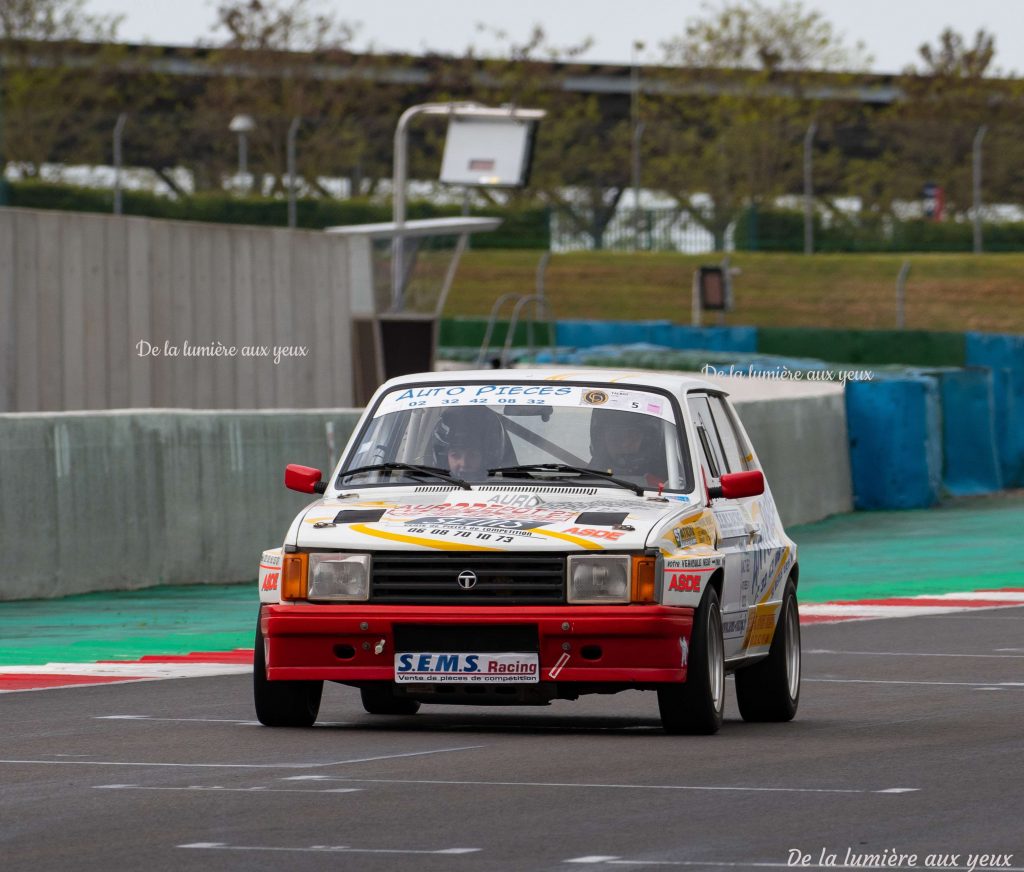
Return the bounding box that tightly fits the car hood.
[291,486,701,553]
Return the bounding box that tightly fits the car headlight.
[567,554,630,604]
[307,553,371,601]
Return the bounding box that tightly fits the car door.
[708,393,794,656]
[687,392,757,661]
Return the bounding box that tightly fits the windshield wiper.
[337,462,471,490]
[488,463,644,496]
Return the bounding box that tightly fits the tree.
[647,0,870,249]
[1,0,124,176]
[867,27,1024,219]
[192,0,400,197]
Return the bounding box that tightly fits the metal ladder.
[475,253,556,368]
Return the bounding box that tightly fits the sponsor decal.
[713,507,747,540]
[489,492,544,508]
[666,556,723,570]
[260,552,281,567]
[260,571,279,592]
[409,516,548,532]
[667,572,702,593]
[722,613,748,639]
[564,526,625,541]
[672,524,713,549]
[394,652,538,684]
[375,384,678,421]
[385,503,577,523]
[743,604,780,648]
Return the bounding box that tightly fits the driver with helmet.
[589,408,667,487]
[433,406,509,479]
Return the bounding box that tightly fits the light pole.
[391,102,545,311]
[229,113,256,194]
[287,116,300,228]
[631,40,645,251]
[113,112,128,215]
[972,124,987,254]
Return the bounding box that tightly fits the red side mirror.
[717,470,764,500]
[285,464,326,494]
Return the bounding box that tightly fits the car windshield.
[337,381,693,492]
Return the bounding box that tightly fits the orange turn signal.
[281,552,308,601]
[631,556,657,604]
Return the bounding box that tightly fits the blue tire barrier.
[663,325,758,353]
[552,321,756,354]
[965,333,1024,487]
[845,377,942,510]
[937,368,1003,496]
[555,320,672,348]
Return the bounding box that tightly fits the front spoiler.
[261,603,694,685]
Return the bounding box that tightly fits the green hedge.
[736,208,1024,253]
[757,327,967,367]
[439,317,554,349]
[7,180,550,249]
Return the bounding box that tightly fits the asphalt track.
[3,608,1022,872]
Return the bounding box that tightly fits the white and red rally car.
[255,369,800,734]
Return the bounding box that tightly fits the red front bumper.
[261,604,694,685]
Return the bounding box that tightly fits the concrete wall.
[0,390,848,600]
[0,208,355,412]
[732,393,853,527]
[0,410,362,601]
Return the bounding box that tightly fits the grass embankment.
[442,251,1024,333]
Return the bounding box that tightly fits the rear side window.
[708,395,748,473]
[687,395,726,483]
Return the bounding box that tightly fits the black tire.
[253,614,323,727]
[658,586,725,735]
[360,685,422,716]
[735,578,801,722]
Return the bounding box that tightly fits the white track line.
[287,775,916,795]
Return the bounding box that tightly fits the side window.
[687,395,726,483]
[708,395,747,472]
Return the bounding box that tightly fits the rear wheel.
[253,614,322,727]
[360,685,421,716]
[658,586,725,735]
[735,578,801,722]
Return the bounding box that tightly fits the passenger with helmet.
[433,406,511,479]
[589,408,667,488]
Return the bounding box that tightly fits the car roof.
[378,368,725,397]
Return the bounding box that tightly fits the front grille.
[370,553,565,605]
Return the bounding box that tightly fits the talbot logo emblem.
[457,570,478,590]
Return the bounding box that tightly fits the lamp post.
[631,40,645,251]
[390,102,545,311]
[229,113,256,193]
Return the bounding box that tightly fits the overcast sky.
[86,0,1022,76]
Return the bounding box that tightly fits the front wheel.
[658,586,725,735]
[735,578,801,722]
[253,614,322,727]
